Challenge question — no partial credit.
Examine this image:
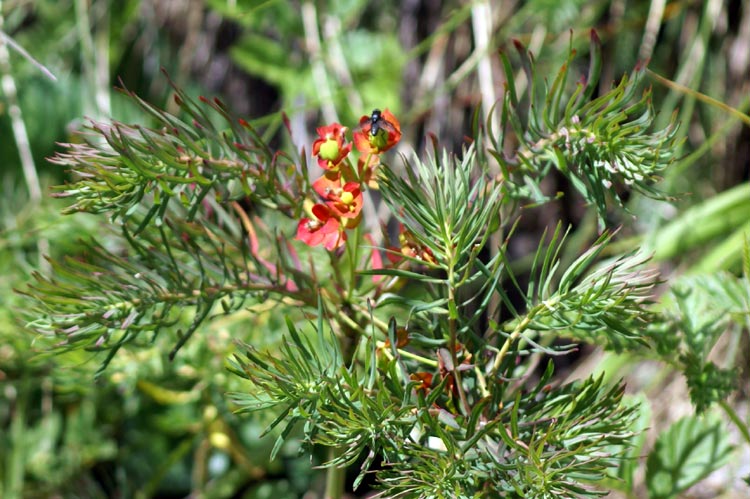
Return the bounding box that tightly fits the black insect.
[369,109,385,137]
[370,109,400,137]
[357,109,397,138]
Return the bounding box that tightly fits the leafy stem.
[490,314,532,376]
[446,256,471,416]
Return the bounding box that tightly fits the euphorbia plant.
[22,32,740,498]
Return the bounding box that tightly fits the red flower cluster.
[296,110,401,250]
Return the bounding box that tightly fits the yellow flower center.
[340,191,354,204]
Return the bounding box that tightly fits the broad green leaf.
[646,414,733,499]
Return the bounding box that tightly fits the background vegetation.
[1,0,749,497]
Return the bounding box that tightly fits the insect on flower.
[368,109,397,137]
[354,108,402,154]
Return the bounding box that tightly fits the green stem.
[376,340,439,367]
[351,303,390,332]
[323,151,378,498]
[490,315,531,375]
[446,253,471,415]
[720,399,750,446]
[347,223,362,295]
[332,305,364,333]
[324,448,346,499]
[490,295,561,376]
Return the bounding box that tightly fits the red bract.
[296,204,346,250]
[354,108,402,154]
[363,233,385,284]
[312,123,352,170]
[410,372,433,392]
[325,181,363,219]
[312,171,341,199]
